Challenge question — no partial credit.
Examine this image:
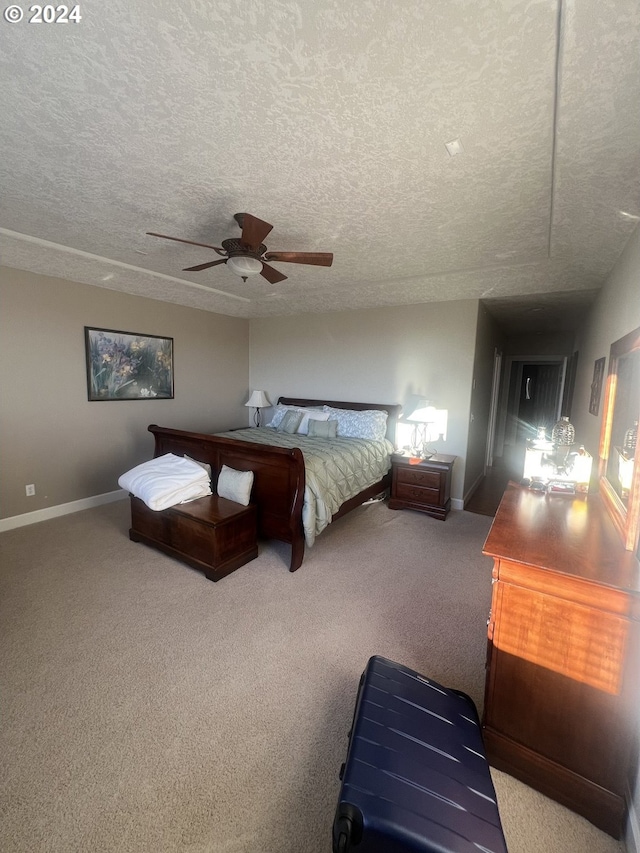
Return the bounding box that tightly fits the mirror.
[599,326,640,551]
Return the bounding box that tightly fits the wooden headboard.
[277,397,401,444]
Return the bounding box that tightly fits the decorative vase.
[623,420,638,456]
[551,416,575,447]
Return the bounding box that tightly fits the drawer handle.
[407,477,437,488]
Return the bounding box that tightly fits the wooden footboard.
[148,425,307,571]
[148,399,400,572]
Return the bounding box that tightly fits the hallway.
[465,444,526,517]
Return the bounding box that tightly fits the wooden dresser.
[482,482,640,838]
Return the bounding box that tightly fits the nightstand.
[388,453,456,519]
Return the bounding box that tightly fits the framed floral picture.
[84,327,174,401]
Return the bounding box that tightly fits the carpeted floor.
[465,445,526,518]
[0,499,626,852]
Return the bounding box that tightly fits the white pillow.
[297,410,331,435]
[217,465,254,506]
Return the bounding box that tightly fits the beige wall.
[502,330,576,358]
[0,268,250,520]
[572,225,640,455]
[249,300,480,502]
[570,225,640,850]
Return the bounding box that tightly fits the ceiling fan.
[147,213,333,283]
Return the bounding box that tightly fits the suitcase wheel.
[332,804,363,853]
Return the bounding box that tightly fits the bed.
[147,397,400,572]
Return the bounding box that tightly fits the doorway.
[516,362,565,442]
[500,358,566,453]
[468,356,569,517]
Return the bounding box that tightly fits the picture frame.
[84,327,174,401]
[598,327,640,551]
[589,356,606,416]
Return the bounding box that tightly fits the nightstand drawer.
[396,468,441,489]
[395,482,440,503]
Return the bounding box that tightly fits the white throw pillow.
[217,465,254,506]
[297,410,331,435]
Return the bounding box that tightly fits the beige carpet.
[0,499,626,853]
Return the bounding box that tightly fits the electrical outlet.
[25,484,35,496]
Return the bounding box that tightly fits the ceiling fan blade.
[183,259,228,272]
[260,263,288,284]
[147,232,225,254]
[263,251,333,267]
[237,213,273,251]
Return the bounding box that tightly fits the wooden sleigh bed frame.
[148,397,400,572]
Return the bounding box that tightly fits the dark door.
[516,363,563,442]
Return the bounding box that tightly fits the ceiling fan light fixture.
[226,255,262,278]
[147,213,331,286]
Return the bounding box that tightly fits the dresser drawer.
[396,467,441,490]
[394,482,440,504]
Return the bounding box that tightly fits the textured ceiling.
[1,0,639,332]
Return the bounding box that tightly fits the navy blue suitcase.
[333,656,508,853]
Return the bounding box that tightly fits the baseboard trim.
[451,498,464,511]
[0,489,128,532]
[626,788,639,853]
[463,471,485,506]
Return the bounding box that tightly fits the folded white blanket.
[118,453,212,511]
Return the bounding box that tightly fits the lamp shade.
[245,389,271,408]
[404,396,437,423]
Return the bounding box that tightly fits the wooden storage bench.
[129,494,258,582]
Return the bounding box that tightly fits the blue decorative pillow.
[322,406,388,441]
[266,404,322,430]
[265,404,291,429]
